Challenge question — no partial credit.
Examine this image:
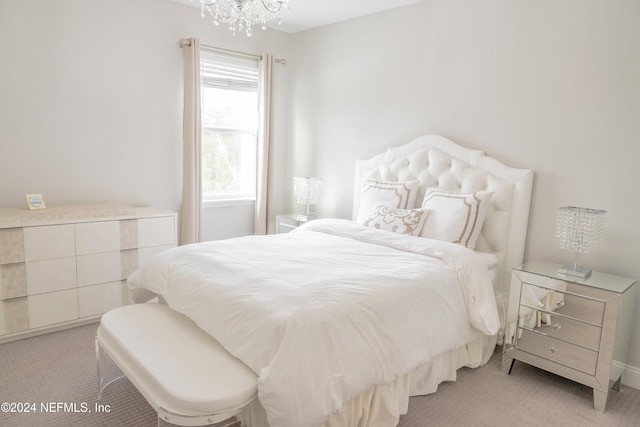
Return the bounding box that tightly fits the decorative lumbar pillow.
[419,188,493,249]
[364,206,429,236]
[356,179,420,224]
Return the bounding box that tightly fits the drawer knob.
[556,301,564,308]
[549,346,558,354]
[552,323,562,330]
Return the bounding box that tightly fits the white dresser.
[0,203,177,342]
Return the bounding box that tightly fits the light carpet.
[1,323,638,426]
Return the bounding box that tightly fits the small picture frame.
[25,194,46,210]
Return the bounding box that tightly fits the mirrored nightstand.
[275,214,312,234]
[502,261,638,412]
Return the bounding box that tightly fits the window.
[200,49,260,202]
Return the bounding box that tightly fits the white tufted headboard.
[353,135,534,293]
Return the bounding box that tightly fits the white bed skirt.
[237,334,497,427]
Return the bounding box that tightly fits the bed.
[126,134,534,427]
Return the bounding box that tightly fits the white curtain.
[255,54,274,235]
[180,38,202,245]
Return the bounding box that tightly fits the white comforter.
[127,219,499,427]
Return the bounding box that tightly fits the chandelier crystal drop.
[197,0,290,37]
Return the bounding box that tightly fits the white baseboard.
[617,361,640,390]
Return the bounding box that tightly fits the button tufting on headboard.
[353,135,534,293]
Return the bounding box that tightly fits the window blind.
[200,49,259,92]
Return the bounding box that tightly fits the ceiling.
[172,0,424,33]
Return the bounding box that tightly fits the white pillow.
[419,188,493,249]
[356,179,420,224]
[364,205,429,236]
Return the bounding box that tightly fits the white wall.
[287,0,640,382]
[0,0,291,238]
[3,0,640,386]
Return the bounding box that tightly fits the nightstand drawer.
[554,289,606,327]
[520,309,602,351]
[523,282,606,326]
[516,328,598,375]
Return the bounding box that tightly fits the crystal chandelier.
[196,0,290,37]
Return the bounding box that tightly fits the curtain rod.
[179,38,286,64]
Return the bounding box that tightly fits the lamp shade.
[293,177,322,222]
[555,206,606,253]
[293,177,322,206]
[554,206,606,278]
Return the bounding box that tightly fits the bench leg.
[96,336,105,399]
[96,336,126,400]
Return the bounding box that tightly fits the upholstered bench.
[96,303,258,426]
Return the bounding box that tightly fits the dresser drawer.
[520,309,602,351]
[23,225,76,261]
[516,328,598,375]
